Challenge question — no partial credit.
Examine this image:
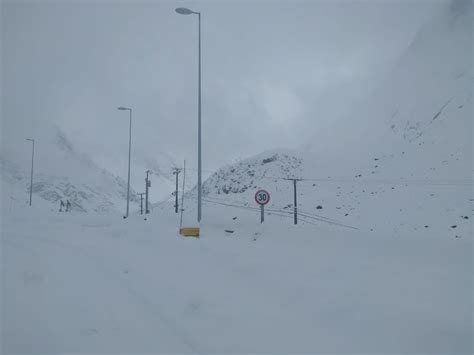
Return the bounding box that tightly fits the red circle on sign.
[255,189,270,205]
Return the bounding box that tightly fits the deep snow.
[2,203,472,354]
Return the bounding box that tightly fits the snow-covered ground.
[2,203,472,354]
[2,1,472,353]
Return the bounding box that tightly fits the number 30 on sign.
[255,189,270,205]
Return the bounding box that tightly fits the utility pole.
[284,178,303,225]
[137,193,145,215]
[145,170,151,214]
[179,160,186,229]
[172,168,182,213]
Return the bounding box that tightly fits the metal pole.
[138,193,144,215]
[261,204,264,223]
[175,171,179,213]
[179,160,186,229]
[284,178,301,225]
[173,169,181,213]
[293,179,297,225]
[145,170,150,214]
[30,140,34,206]
[197,12,202,223]
[126,109,132,218]
[175,8,201,223]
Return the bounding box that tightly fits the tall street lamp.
[25,138,35,206]
[118,106,132,218]
[175,7,202,223]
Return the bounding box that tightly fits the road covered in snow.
[2,206,472,354]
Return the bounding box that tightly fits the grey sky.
[1,0,449,199]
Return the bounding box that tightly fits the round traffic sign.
[255,189,270,205]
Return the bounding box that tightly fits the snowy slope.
[180,148,470,238]
[321,0,472,162]
[1,128,139,214]
[177,1,472,238]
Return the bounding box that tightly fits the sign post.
[255,189,270,223]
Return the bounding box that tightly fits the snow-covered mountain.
[180,1,472,238]
[1,128,139,214]
[320,0,472,159]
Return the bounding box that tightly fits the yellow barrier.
[180,227,200,238]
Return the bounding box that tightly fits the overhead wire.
[263,176,472,186]
[194,196,359,230]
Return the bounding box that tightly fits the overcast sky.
[2,0,450,197]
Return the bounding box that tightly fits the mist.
[1,0,450,200]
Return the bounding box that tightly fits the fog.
[2,0,449,195]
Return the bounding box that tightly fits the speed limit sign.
[255,189,270,205]
[255,189,270,223]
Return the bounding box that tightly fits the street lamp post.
[175,7,202,223]
[118,107,132,218]
[26,138,35,206]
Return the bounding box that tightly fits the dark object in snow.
[431,99,451,121]
[391,187,395,190]
[345,213,349,216]
[253,232,261,241]
[232,216,237,220]
[225,230,234,234]
[455,235,461,238]
[123,216,127,219]
[313,183,316,187]
[262,156,277,164]
[424,225,429,228]
[374,158,379,161]
[451,225,457,228]
[316,205,323,210]
[462,216,469,219]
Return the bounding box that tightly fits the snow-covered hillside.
[179,1,472,238]
[1,128,139,214]
[180,148,470,238]
[320,0,472,161]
